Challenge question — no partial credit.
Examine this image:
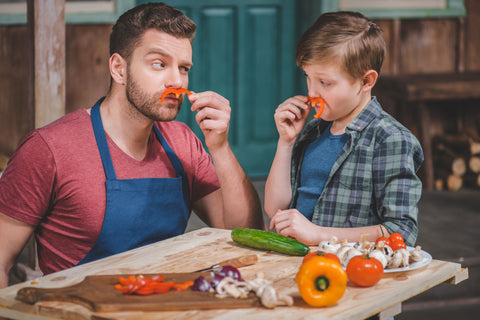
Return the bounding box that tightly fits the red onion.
[210,272,225,288]
[192,275,212,292]
[215,265,242,281]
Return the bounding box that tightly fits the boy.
[265,11,423,246]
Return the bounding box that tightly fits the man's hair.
[110,2,196,61]
[296,11,386,79]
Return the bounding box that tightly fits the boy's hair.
[110,2,196,62]
[296,11,386,79]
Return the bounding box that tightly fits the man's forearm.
[210,145,264,229]
[0,265,10,288]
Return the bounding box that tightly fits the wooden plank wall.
[1,0,479,160]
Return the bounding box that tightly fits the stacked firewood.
[433,134,480,191]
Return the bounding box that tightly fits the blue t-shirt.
[296,123,348,220]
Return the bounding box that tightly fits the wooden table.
[0,228,468,320]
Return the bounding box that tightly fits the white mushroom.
[342,247,363,267]
[318,236,338,254]
[387,248,410,269]
[256,284,293,309]
[409,245,423,263]
[215,277,251,299]
[353,234,373,254]
[369,241,388,268]
[335,239,351,262]
[246,273,293,308]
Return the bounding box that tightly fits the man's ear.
[109,53,127,86]
[361,70,378,91]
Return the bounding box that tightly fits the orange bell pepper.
[160,88,192,102]
[308,96,325,119]
[296,256,347,307]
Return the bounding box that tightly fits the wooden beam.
[27,0,66,129]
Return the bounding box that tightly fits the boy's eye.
[180,66,190,73]
[320,80,330,86]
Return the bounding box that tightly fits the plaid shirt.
[289,97,424,246]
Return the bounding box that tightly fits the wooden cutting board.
[15,273,260,312]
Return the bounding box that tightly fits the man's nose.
[164,67,183,88]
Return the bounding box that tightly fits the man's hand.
[189,91,230,151]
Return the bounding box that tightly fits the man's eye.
[320,80,330,86]
[153,62,165,68]
[180,66,190,73]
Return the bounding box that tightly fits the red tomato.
[389,232,404,243]
[390,241,407,251]
[302,251,341,265]
[346,255,384,287]
[375,237,391,247]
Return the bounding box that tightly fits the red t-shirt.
[0,109,220,274]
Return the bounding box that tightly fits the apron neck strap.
[152,125,185,176]
[91,97,117,180]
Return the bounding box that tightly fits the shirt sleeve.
[0,131,56,226]
[373,132,424,246]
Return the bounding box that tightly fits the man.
[0,2,263,288]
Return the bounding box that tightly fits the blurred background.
[1,1,479,319]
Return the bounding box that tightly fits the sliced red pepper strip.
[151,275,165,282]
[172,280,194,291]
[134,286,155,295]
[150,281,175,293]
[118,277,129,285]
[308,96,325,119]
[160,88,192,102]
[114,284,130,294]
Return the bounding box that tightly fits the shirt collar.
[346,96,382,133]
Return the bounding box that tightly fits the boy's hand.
[274,96,311,144]
[269,209,319,245]
[189,91,231,151]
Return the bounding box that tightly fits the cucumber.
[231,228,310,256]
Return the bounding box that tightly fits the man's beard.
[125,72,183,122]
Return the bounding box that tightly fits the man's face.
[125,29,193,121]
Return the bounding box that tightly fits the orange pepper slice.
[160,88,192,102]
[173,280,194,291]
[308,97,325,119]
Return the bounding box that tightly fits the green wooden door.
[137,0,297,177]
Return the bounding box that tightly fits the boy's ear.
[361,70,378,91]
[109,53,127,86]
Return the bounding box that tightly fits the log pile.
[433,134,480,191]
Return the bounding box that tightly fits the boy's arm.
[373,133,424,246]
[264,141,295,217]
[265,96,311,218]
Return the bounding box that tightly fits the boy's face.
[303,61,371,125]
[125,29,193,121]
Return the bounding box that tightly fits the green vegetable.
[231,228,310,256]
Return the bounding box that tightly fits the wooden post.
[25,0,66,272]
[27,0,66,129]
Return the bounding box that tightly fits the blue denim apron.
[78,98,190,264]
